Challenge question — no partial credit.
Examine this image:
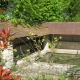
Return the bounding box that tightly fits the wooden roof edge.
[1,21,80,38]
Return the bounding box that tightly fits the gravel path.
[14,61,75,80]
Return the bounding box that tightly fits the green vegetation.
[1,0,80,27]
[0,0,64,27]
[25,77,55,80]
[11,64,18,71]
[69,65,80,70]
[21,75,69,80]
[63,0,80,21]
[37,53,80,65]
[49,36,62,53]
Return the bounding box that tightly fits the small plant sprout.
[49,36,62,53]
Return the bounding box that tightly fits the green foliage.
[11,64,18,71]
[13,49,17,53]
[49,36,62,53]
[1,0,80,25]
[24,56,30,61]
[69,65,80,70]
[0,0,64,27]
[25,76,55,80]
[64,0,80,21]
[28,32,45,52]
[59,75,68,80]
[14,32,45,60]
[21,74,69,80]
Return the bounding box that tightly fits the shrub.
[0,65,20,80]
[0,0,64,27]
[0,28,14,49]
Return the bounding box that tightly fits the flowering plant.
[0,28,14,49]
[0,10,3,13]
[0,65,20,80]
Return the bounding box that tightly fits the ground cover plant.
[20,74,70,80]
[24,77,55,80]
[37,53,80,65]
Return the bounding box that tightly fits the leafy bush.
[0,27,14,49]
[0,65,20,80]
[0,0,64,27]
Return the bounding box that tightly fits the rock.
[16,61,75,79]
[1,47,14,69]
